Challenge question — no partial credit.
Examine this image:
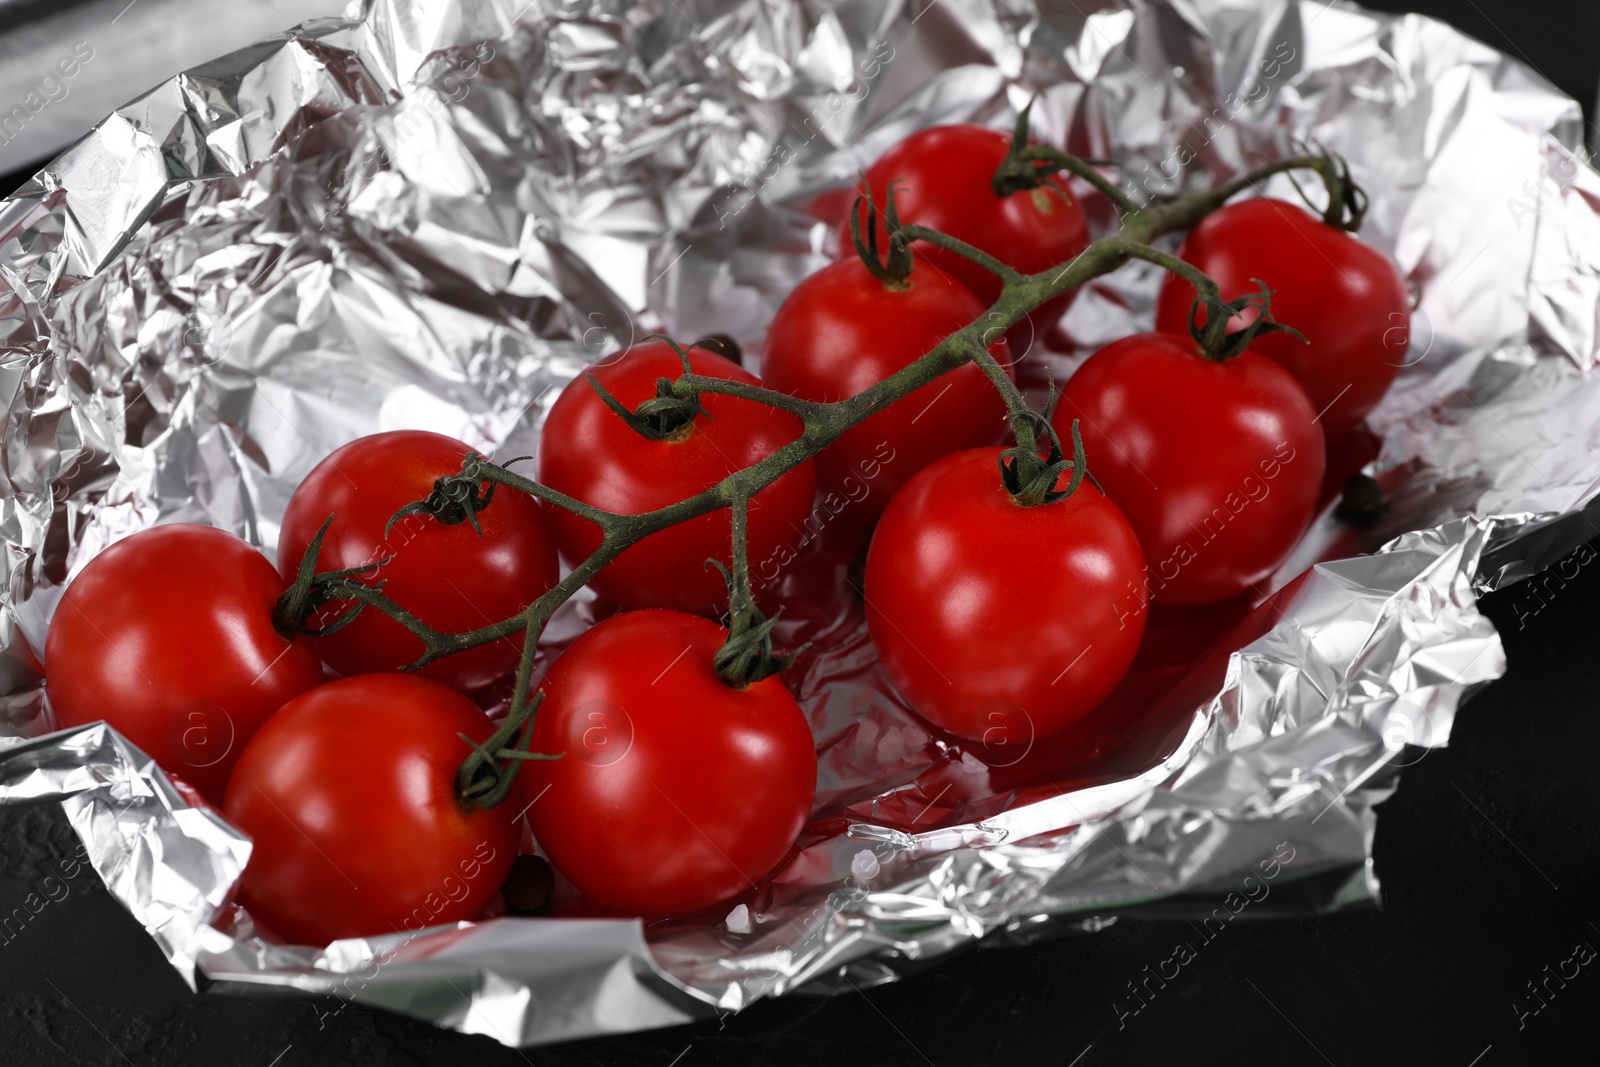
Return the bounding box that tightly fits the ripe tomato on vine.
[765,193,1012,525]
[523,609,817,916]
[842,122,1091,342]
[538,340,816,615]
[1057,286,1326,606]
[1154,196,1410,440]
[278,430,560,693]
[864,428,1147,744]
[225,673,529,944]
[46,524,325,804]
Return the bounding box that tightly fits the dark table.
[4,1,1600,1064]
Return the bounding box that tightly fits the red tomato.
[842,124,1090,341]
[537,342,816,615]
[45,524,324,804]
[1053,331,1326,606]
[524,610,816,915]
[277,430,559,692]
[224,674,518,945]
[863,448,1146,743]
[1153,198,1410,439]
[761,255,1011,524]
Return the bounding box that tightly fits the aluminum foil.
[3,0,1598,1047]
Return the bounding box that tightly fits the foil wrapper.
[2,0,1597,1047]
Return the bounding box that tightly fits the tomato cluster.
[39,116,1409,947]
[47,432,569,943]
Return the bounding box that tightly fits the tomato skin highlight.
[524,610,817,916]
[45,524,325,804]
[538,342,816,615]
[841,124,1090,338]
[224,674,518,945]
[863,448,1147,743]
[761,255,1012,522]
[1054,331,1326,606]
[277,430,560,693]
[1153,197,1411,440]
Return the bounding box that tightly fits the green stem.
[708,493,802,686]
[1004,144,1142,217]
[468,456,619,529]
[896,223,1023,285]
[1111,242,1231,355]
[672,373,824,419]
[963,339,1051,499]
[454,689,556,811]
[1112,242,1220,305]
[726,491,754,626]
[991,100,1142,217]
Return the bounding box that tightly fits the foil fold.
[2,0,1598,1047]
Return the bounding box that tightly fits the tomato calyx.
[273,514,391,639]
[385,454,506,538]
[991,100,1056,197]
[587,372,708,441]
[455,688,558,810]
[991,100,1123,203]
[585,336,722,441]
[1000,412,1094,507]
[1292,148,1369,233]
[850,179,915,290]
[707,560,802,687]
[1187,279,1307,363]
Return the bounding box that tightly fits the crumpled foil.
[2,0,1598,1047]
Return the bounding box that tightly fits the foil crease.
[1,0,1597,1047]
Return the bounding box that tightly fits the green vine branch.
[708,493,803,686]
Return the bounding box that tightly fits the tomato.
[841,124,1090,342]
[538,342,816,615]
[277,430,559,693]
[524,610,816,915]
[1153,197,1410,439]
[224,674,518,945]
[760,254,1011,525]
[45,524,324,804]
[863,447,1146,743]
[1053,330,1325,606]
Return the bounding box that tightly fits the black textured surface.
[5,1,1600,1064]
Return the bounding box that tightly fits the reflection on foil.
[1,0,1597,1048]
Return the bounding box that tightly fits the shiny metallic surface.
[1,0,1596,1048]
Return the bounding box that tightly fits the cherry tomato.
[538,342,816,615]
[761,254,1011,524]
[224,674,518,945]
[524,610,816,915]
[863,447,1146,743]
[841,124,1090,341]
[1153,198,1410,439]
[277,430,559,693]
[45,524,324,804]
[1053,330,1325,606]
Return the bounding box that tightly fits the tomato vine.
[275,130,1365,729]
